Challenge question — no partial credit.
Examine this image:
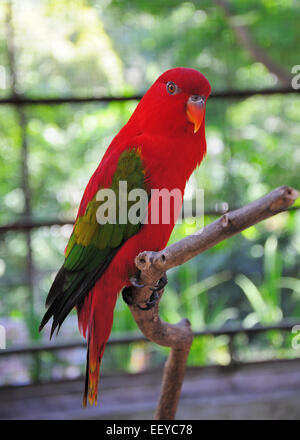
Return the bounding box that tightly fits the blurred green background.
[0,0,299,386]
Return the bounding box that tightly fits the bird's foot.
[122,274,145,306]
[136,273,168,311]
[122,273,168,311]
[136,290,160,311]
[150,273,168,293]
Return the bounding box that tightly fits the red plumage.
[41,67,211,405]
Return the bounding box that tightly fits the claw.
[149,273,168,293]
[123,273,168,311]
[136,290,160,311]
[136,273,168,310]
[129,275,145,289]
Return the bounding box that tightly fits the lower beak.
[186,95,205,133]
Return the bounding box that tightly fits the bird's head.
[131,67,211,140]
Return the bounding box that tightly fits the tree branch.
[125,186,299,420]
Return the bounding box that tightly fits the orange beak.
[186,95,206,133]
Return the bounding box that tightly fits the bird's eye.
[166,81,178,95]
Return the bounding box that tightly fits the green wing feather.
[39,148,147,336]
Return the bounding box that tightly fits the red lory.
[40,67,211,406]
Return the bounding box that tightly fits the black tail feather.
[39,248,119,338]
[45,266,66,307]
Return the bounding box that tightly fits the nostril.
[190,95,206,104]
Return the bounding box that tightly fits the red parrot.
[40,67,211,406]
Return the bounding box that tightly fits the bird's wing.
[39,147,148,337]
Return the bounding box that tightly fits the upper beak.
[186,95,206,133]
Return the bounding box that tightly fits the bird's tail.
[78,281,118,407]
[83,328,104,407]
